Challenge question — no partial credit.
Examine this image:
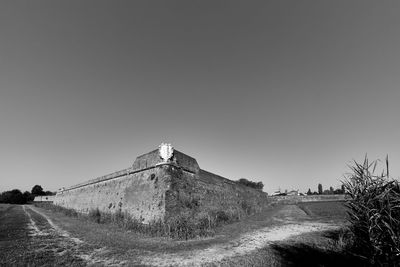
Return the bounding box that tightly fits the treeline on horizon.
[0,185,55,204]
[306,183,345,195]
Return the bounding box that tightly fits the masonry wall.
[54,166,171,223]
[194,170,270,214]
[164,166,270,219]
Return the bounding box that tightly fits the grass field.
[297,201,348,221]
[0,201,365,266]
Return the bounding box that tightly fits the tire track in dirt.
[27,205,84,244]
[24,205,126,266]
[22,205,45,236]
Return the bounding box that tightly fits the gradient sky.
[1,1,400,194]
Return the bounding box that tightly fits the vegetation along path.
[0,203,346,266]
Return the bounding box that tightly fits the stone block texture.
[54,146,269,223]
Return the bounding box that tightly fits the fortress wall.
[55,144,270,223]
[193,170,269,214]
[54,166,170,223]
[164,167,269,219]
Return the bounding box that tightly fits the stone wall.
[194,170,269,214]
[54,145,270,223]
[162,165,269,220]
[54,165,171,223]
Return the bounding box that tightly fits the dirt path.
[137,207,340,266]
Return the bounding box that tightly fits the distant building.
[272,190,283,196]
[272,189,299,196]
[33,195,54,202]
[286,190,299,196]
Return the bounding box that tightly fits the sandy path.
[138,221,339,266]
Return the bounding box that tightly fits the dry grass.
[0,204,86,266]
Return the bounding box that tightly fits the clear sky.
[1,1,399,194]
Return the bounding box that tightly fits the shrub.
[215,210,230,224]
[64,207,78,217]
[166,213,197,240]
[241,200,253,215]
[31,185,45,196]
[343,156,400,265]
[88,208,101,223]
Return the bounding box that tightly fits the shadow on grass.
[271,243,368,267]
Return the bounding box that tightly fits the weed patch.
[34,203,246,240]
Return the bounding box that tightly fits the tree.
[323,189,332,195]
[31,185,44,196]
[23,191,34,202]
[334,188,344,194]
[0,189,27,204]
[237,178,264,190]
[306,188,312,195]
[329,186,334,194]
[318,183,323,194]
[255,182,264,190]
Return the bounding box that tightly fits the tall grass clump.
[36,203,243,240]
[343,156,400,265]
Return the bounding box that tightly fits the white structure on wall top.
[159,143,174,162]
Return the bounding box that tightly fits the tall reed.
[343,156,400,265]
